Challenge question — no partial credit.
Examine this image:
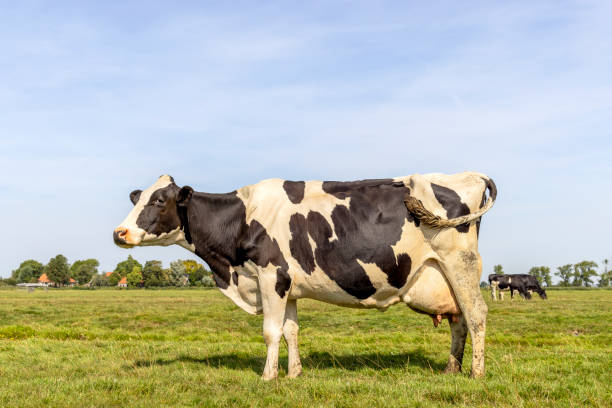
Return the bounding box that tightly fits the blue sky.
[1,1,611,281]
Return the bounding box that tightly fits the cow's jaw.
[141,226,194,250]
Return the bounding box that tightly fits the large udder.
[402,261,461,318]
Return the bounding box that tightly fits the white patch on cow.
[391,218,425,260]
[237,179,348,245]
[139,226,195,251]
[218,262,262,315]
[355,260,401,309]
[288,259,362,306]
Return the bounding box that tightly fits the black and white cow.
[488,274,547,301]
[114,172,497,379]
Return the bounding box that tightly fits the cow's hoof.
[261,372,278,381]
[469,369,485,379]
[444,356,462,374]
[287,367,303,379]
[443,364,461,374]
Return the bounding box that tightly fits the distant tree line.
[2,255,215,288]
[491,259,611,287]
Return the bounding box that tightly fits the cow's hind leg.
[445,314,468,374]
[259,269,288,381]
[283,299,302,378]
[440,250,487,378]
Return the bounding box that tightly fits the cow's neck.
[183,191,248,278]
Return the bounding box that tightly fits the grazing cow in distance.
[114,172,497,379]
[488,274,547,301]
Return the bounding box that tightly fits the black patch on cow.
[241,220,291,297]
[181,191,249,290]
[322,178,395,199]
[172,187,292,295]
[176,186,194,244]
[406,211,421,227]
[305,210,376,298]
[136,185,182,236]
[295,180,412,299]
[283,181,305,204]
[177,204,192,244]
[289,213,315,274]
[391,253,412,288]
[431,183,471,233]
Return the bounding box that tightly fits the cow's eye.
[154,198,164,205]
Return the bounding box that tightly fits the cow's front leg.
[283,299,302,378]
[259,269,288,381]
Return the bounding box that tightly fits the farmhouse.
[118,276,128,288]
[38,273,52,287]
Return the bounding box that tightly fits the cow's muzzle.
[113,227,133,247]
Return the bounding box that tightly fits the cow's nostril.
[113,228,129,245]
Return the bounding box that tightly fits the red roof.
[38,273,52,283]
[118,276,127,285]
[69,278,76,283]
[105,271,113,277]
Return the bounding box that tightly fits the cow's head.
[113,175,193,248]
[536,287,547,299]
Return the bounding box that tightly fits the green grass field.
[0,288,610,407]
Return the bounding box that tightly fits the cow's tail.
[404,176,497,229]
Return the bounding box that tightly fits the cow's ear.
[177,186,193,207]
[130,190,142,205]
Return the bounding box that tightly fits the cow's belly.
[401,262,460,316]
[224,258,459,316]
[289,260,460,316]
[291,284,403,309]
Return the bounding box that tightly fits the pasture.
[0,288,609,407]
